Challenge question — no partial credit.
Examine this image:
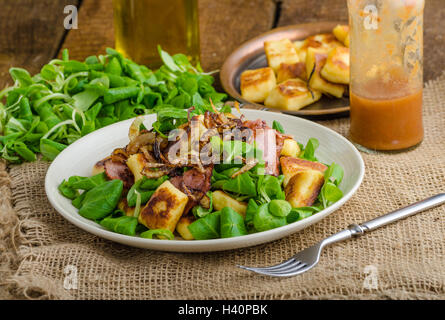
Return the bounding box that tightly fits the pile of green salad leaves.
[0,46,227,163]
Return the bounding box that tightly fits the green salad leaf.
[66,172,107,190]
[257,175,285,203]
[188,211,221,240]
[40,139,67,160]
[71,192,87,209]
[222,172,257,197]
[300,138,319,162]
[58,180,79,200]
[140,229,175,240]
[286,207,321,224]
[272,120,285,134]
[100,215,138,236]
[192,191,213,218]
[127,176,168,207]
[78,179,123,220]
[245,198,259,229]
[269,199,292,217]
[253,203,287,232]
[319,163,344,208]
[220,207,248,238]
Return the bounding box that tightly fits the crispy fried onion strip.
[181,181,198,202]
[153,136,170,163]
[127,132,156,154]
[209,98,229,125]
[139,145,157,163]
[231,159,259,179]
[141,168,169,179]
[111,148,128,163]
[199,194,211,209]
[128,116,145,141]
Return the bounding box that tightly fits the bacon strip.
[243,120,276,176]
[169,165,213,215]
[104,159,134,190]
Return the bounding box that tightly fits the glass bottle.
[347,0,425,151]
[113,0,200,68]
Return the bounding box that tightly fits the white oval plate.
[45,110,365,252]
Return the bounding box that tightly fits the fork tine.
[254,258,298,271]
[260,258,297,270]
[262,261,305,274]
[246,263,301,274]
[240,263,309,277]
[238,259,303,276]
[237,266,289,277]
[247,263,309,277]
[263,263,308,276]
[253,260,302,273]
[237,258,296,272]
[269,267,310,277]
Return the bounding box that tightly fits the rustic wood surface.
[278,0,348,26]
[56,0,114,62]
[0,0,444,86]
[198,0,277,72]
[0,0,79,88]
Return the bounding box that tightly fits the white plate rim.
[45,110,365,252]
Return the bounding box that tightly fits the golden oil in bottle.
[113,0,200,68]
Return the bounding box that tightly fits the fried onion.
[141,167,169,179]
[128,116,145,141]
[127,132,156,155]
[231,159,259,179]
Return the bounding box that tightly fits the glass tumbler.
[348,0,425,152]
[113,0,200,68]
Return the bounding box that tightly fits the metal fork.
[238,193,445,277]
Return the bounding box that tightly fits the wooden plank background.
[0,0,79,87]
[0,0,444,89]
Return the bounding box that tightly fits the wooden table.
[1,0,444,90]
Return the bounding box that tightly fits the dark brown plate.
[220,22,350,118]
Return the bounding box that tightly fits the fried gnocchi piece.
[117,198,136,217]
[240,67,276,103]
[321,46,350,85]
[264,39,300,73]
[264,79,322,111]
[212,190,247,217]
[126,153,148,181]
[176,215,195,240]
[306,48,346,98]
[138,181,189,233]
[333,25,350,43]
[293,40,305,51]
[285,170,325,208]
[297,34,344,63]
[276,62,307,83]
[281,139,301,158]
[280,156,328,187]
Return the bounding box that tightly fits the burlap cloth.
[0,73,444,300]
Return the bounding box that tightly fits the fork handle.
[356,193,445,233]
[322,194,445,247]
